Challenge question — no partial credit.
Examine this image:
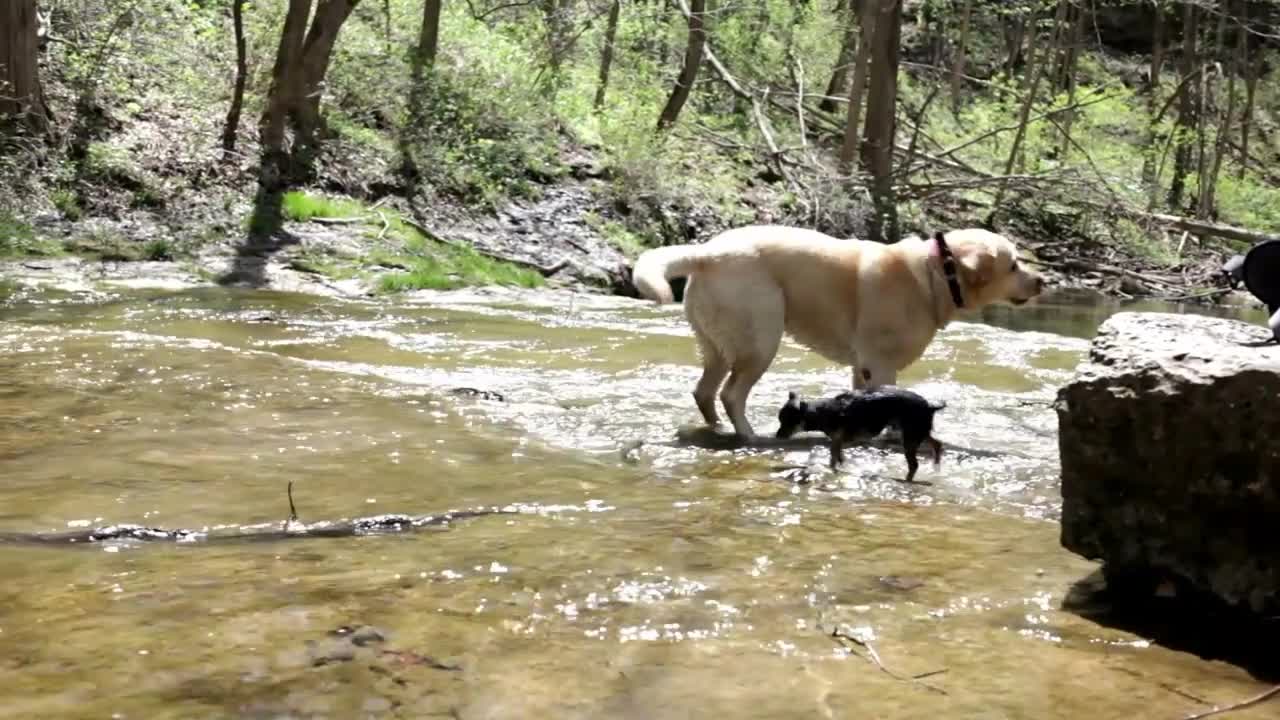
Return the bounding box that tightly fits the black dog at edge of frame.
[775,386,946,483]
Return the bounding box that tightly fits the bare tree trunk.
[1056,0,1086,157]
[990,3,1061,215]
[1195,3,1227,218]
[294,0,360,145]
[1240,55,1259,180]
[1167,1,1198,211]
[382,0,392,55]
[819,0,857,113]
[417,0,442,73]
[838,0,875,171]
[594,0,621,110]
[0,0,49,133]
[655,0,671,64]
[949,0,971,114]
[1002,14,1026,76]
[656,0,706,131]
[1143,4,1166,210]
[259,0,360,185]
[221,0,249,160]
[1202,0,1244,217]
[260,0,312,170]
[540,0,578,97]
[859,0,902,244]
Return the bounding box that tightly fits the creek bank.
[1057,312,1280,615]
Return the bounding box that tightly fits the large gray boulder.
[1057,312,1280,614]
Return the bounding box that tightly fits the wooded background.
[2,1,1278,286]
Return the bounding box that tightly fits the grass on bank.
[280,191,544,293]
[0,213,61,257]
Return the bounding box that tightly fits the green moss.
[377,225,543,293]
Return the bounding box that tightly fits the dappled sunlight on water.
[0,282,1274,719]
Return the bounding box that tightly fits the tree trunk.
[294,0,360,145]
[1056,0,1086,157]
[260,0,312,169]
[594,0,621,110]
[417,0,442,72]
[1201,0,1243,217]
[259,0,360,185]
[949,0,971,115]
[0,0,49,133]
[540,0,573,97]
[859,0,902,244]
[1194,3,1227,218]
[990,3,1061,217]
[1240,57,1259,181]
[1002,14,1026,76]
[656,0,706,131]
[221,0,249,160]
[1167,1,1198,211]
[819,0,857,114]
[1142,4,1165,210]
[837,0,875,171]
[382,0,392,56]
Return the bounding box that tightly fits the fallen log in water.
[0,507,516,548]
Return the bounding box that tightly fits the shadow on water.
[1063,569,1280,683]
[216,186,299,288]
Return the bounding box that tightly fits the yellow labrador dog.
[631,225,1045,438]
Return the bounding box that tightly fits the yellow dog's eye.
[1010,260,1019,272]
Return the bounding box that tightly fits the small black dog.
[776,387,946,482]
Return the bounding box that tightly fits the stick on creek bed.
[0,491,520,548]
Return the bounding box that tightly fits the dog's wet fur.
[776,387,946,482]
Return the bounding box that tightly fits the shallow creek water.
[0,280,1273,719]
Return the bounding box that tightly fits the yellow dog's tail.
[631,244,707,304]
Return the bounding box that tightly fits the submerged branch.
[0,507,517,547]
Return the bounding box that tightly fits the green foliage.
[10,0,1280,289]
[280,191,366,222]
[52,190,85,221]
[64,227,138,261]
[1213,172,1280,235]
[0,213,60,257]
[143,238,175,261]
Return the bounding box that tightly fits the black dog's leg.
[829,436,845,469]
[927,436,943,467]
[903,443,920,483]
[900,430,933,484]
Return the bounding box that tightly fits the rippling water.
[0,280,1272,719]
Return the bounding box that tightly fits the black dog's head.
[776,391,808,438]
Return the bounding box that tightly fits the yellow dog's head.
[942,228,1045,308]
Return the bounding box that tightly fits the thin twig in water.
[282,480,300,531]
[1181,684,1280,720]
[827,626,948,695]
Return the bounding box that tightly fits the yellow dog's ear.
[958,244,995,287]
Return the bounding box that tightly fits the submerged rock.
[1057,312,1280,614]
